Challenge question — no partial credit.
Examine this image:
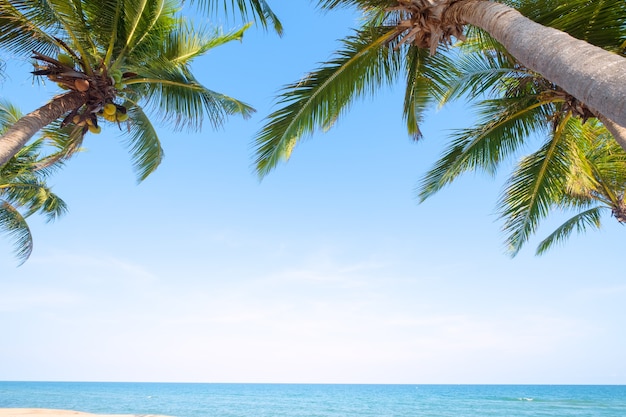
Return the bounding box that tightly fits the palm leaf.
[0,201,32,265]
[512,0,626,52]
[3,179,67,220]
[254,25,401,176]
[126,61,253,132]
[38,0,100,68]
[0,99,22,131]
[438,41,520,106]
[498,114,578,256]
[163,22,250,66]
[192,0,283,35]
[419,96,553,201]
[121,104,164,182]
[117,0,180,63]
[316,0,392,9]
[535,207,604,255]
[0,133,68,265]
[35,121,85,171]
[0,0,59,57]
[81,0,125,65]
[402,46,456,139]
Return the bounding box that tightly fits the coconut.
[104,103,117,115]
[74,79,90,92]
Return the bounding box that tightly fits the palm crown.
[0,0,255,180]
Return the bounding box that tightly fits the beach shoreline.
[0,409,171,417]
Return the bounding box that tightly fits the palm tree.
[501,119,626,256]
[0,100,67,264]
[253,0,626,175]
[417,2,625,255]
[0,0,255,180]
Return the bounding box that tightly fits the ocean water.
[1,382,625,417]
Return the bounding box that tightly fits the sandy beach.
[0,410,172,417]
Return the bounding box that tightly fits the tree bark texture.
[447,0,626,129]
[0,92,85,167]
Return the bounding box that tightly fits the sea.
[1,382,626,417]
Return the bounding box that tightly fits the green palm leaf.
[438,37,517,106]
[0,99,21,129]
[129,62,254,132]
[192,0,282,35]
[0,130,68,264]
[163,22,250,67]
[122,103,163,182]
[512,0,626,52]
[419,95,554,201]
[35,120,85,170]
[535,207,603,256]
[498,114,579,255]
[0,201,32,264]
[254,25,401,176]
[0,0,59,57]
[403,46,456,139]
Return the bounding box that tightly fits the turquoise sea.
[1,382,626,417]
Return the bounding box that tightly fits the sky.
[0,3,625,385]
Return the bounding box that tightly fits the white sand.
[0,409,172,417]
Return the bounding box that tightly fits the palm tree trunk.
[593,113,626,153]
[446,0,626,129]
[0,92,85,167]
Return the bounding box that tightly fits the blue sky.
[1,2,625,384]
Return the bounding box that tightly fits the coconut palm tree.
[418,1,625,255]
[0,100,67,264]
[0,0,255,180]
[253,0,626,175]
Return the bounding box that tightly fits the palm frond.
[402,46,456,139]
[0,141,67,265]
[438,43,521,106]
[0,201,33,265]
[122,104,164,182]
[0,99,22,131]
[119,0,181,62]
[38,0,101,69]
[254,25,401,176]
[419,96,553,201]
[35,121,85,171]
[513,0,626,52]
[0,0,59,57]
[191,0,283,35]
[126,63,254,132]
[316,0,392,10]
[1,177,67,220]
[81,0,124,66]
[164,22,250,66]
[498,114,578,256]
[535,207,604,255]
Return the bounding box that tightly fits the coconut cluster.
[32,50,134,135]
